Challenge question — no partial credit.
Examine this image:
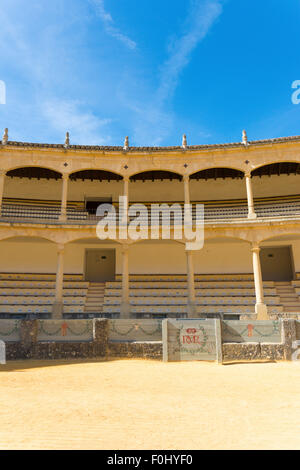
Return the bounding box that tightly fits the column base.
[120,302,131,319]
[248,211,257,219]
[187,302,197,318]
[59,215,67,223]
[255,303,269,320]
[52,302,64,319]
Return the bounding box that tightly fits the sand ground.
[0,359,299,450]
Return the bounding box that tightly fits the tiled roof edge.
[1,135,300,151]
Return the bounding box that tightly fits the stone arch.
[69,169,123,181]
[251,161,300,176]
[6,166,62,179]
[129,170,183,181]
[190,167,244,180]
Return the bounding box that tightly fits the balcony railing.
[1,200,300,225]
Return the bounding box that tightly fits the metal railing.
[1,200,300,224]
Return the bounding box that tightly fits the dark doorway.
[85,197,112,215]
[260,246,294,281]
[85,249,116,282]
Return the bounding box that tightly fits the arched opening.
[252,162,300,177]
[130,170,182,182]
[188,167,247,219]
[128,170,183,204]
[3,167,63,220]
[249,162,300,218]
[6,167,62,180]
[190,168,244,180]
[70,169,123,181]
[69,169,123,216]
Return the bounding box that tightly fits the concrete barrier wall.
[108,319,162,342]
[0,318,298,362]
[221,320,281,343]
[0,320,20,342]
[162,319,222,362]
[37,320,93,342]
[4,319,108,360]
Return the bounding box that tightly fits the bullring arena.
[0,130,300,450]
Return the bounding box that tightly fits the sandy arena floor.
[0,359,299,450]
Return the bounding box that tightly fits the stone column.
[120,244,130,318]
[52,244,65,318]
[186,249,197,317]
[251,243,268,320]
[119,176,129,238]
[183,174,190,205]
[245,172,257,219]
[59,174,69,221]
[123,175,129,202]
[0,170,6,214]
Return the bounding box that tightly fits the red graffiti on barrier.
[247,324,254,337]
[61,322,68,336]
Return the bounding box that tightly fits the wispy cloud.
[43,100,112,145]
[0,1,114,145]
[91,0,136,50]
[126,0,223,145]
[157,0,223,105]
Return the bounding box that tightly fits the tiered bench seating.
[103,274,283,319]
[0,274,88,318]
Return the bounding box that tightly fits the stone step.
[85,308,103,312]
[88,291,105,294]
[284,306,300,312]
[279,295,299,300]
[280,301,300,307]
[86,296,105,300]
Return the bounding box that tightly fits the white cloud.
[126,0,223,145]
[91,0,136,50]
[157,0,223,105]
[43,100,112,145]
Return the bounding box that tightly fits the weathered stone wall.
[108,341,162,359]
[222,342,285,362]
[6,319,109,360]
[2,318,298,362]
[222,320,296,362]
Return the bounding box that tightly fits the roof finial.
[242,129,248,146]
[64,131,70,148]
[2,128,8,145]
[123,136,129,151]
[182,134,187,149]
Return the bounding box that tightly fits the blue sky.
[0,0,300,146]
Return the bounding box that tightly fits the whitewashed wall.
[1,238,300,275]
[4,174,300,203]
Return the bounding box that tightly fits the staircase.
[84,282,106,315]
[275,281,300,313]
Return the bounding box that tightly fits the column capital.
[0,169,6,177]
[123,175,130,182]
[62,173,69,181]
[57,243,65,254]
[244,171,252,178]
[251,243,260,253]
[183,174,190,183]
[121,243,129,254]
